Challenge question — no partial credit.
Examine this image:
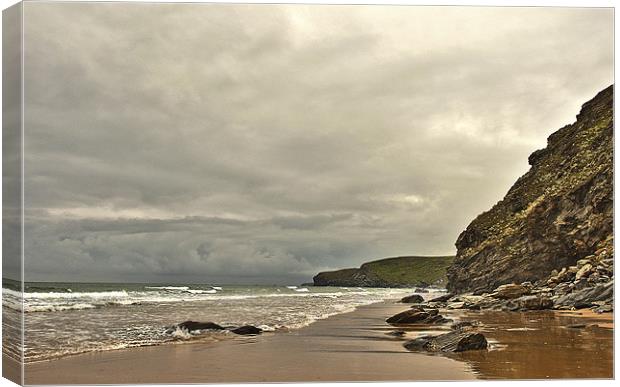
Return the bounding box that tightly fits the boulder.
[404,331,487,352]
[387,308,449,325]
[400,294,425,304]
[178,321,225,332]
[428,293,454,302]
[231,325,262,335]
[491,284,530,299]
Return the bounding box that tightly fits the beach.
[20,299,613,384]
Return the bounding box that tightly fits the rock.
[491,284,530,299]
[231,325,262,335]
[404,331,488,353]
[428,293,454,302]
[516,295,553,310]
[446,86,613,294]
[554,280,613,309]
[386,330,406,337]
[414,288,430,293]
[386,308,449,325]
[447,302,465,309]
[177,321,225,332]
[575,263,593,280]
[567,266,579,274]
[400,294,425,304]
[451,321,477,330]
[594,304,613,313]
[576,259,591,266]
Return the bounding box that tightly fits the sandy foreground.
[6,299,614,385]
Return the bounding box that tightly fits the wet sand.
[21,300,614,384]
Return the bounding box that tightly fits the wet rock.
[428,293,454,302]
[386,308,450,325]
[451,321,477,330]
[516,295,553,310]
[491,284,530,299]
[400,294,425,304]
[404,331,487,352]
[594,304,613,313]
[231,325,262,335]
[447,302,465,309]
[554,280,613,309]
[178,321,225,332]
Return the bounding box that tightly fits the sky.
[16,3,613,284]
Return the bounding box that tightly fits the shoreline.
[14,297,615,384]
[23,299,476,384]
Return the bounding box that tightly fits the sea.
[2,280,440,363]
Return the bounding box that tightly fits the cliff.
[313,255,454,288]
[447,85,613,294]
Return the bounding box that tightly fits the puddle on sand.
[445,309,613,379]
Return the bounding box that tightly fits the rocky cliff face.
[447,85,613,294]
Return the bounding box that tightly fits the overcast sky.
[19,3,613,284]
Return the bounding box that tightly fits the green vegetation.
[313,255,455,288]
[361,256,455,286]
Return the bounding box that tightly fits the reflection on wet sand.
[398,309,613,379]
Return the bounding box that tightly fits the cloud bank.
[21,3,613,283]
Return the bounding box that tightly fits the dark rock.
[447,86,613,294]
[178,321,225,332]
[451,321,476,330]
[404,331,488,352]
[386,308,449,325]
[554,280,613,309]
[428,293,454,302]
[400,294,424,303]
[231,325,262,335]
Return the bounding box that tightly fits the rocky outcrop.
[448,85,613,294]
[313,255,454,288]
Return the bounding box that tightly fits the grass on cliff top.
[360,255,455,285]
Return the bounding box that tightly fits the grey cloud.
[18,3,613,283]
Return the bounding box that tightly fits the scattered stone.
[404,331,487,353]
[451,321,476,330]
[447,302,465,309]
[428,293,454,303]
[491,283,530,299]
[400,294,425,304]
[575,263,593,280]
[516,295,553,310]
[231,325,262,335]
